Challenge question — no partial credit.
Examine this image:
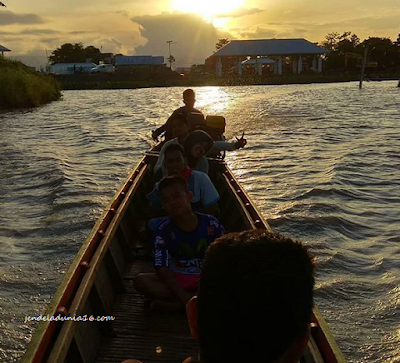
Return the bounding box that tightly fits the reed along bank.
[0,58,61,109]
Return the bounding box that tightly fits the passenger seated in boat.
[124,229,315,363]
[151,89,204,141]
[134,176,224,312]
[184,229,315,363]
[148,143,220,216]
[154,127,247,176]
[153,114,190,176]
[184,130,247,174]
[183,130,213,174]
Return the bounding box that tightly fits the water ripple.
[1,83,400,363]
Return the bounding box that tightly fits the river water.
[0,83,399,362]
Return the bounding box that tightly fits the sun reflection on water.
[195,87,231,114]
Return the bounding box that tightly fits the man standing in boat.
[151,89,203,141]
[135,176,224,311]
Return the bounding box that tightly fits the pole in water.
[166,40,173,70]
[359,46,368,89]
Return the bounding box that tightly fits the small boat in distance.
[21,146,347,363]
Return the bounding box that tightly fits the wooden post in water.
[359,46,368,89]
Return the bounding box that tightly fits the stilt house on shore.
[206,38,327,76]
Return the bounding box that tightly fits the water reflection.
[0,82,400,363]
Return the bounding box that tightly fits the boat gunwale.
[22,157,148,363]
[46,162,149,363]
[220,167,273,232]
[311,306,347,363]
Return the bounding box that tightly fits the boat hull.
[22,151,347,363]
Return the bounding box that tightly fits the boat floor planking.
[95,260,198,363]
[22,152,347,363]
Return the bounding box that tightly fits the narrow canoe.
[21,148,347,363]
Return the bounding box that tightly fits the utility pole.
[45,48,49,72]
[166,40,175,70]
[397,32,400,87]
[359,46,368,89]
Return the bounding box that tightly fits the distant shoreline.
[56,72,399,90]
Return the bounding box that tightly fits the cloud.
[227,11,400,45]
[131,13,232,66]
[60,11,144,54]
[9,49,49,70]
[284,14,400,41]
[0,30,13,36]
[40,37,61,44]
[1,11,144,71]
[18,28,60,35]
[215,8,265,19]
[0,10,44,25]
[320,15,400,31]
[68,31,89,36]
[235,26,278,39]
[277,29,309,39]
[96,38,124,52]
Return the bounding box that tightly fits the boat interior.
[93,154,258,363]
[22,150,342,363]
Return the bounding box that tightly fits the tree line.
[320,31,400,71]
[49,43,108,64]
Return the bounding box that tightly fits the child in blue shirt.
[134,176,224,311]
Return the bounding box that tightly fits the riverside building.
[206,38,327,77]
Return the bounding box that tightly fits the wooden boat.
[22,147,347,363]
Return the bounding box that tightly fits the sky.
[0,0,399,69]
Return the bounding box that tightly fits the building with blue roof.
[207,38,327,76]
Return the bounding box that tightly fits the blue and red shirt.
[152,213,224,290]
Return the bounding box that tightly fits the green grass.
[0,57,61,109]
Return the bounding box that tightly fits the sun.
[171,0,244,20]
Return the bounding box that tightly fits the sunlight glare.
[171,0,244,19]
[196,87,230,114]
[212,17,229,29]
